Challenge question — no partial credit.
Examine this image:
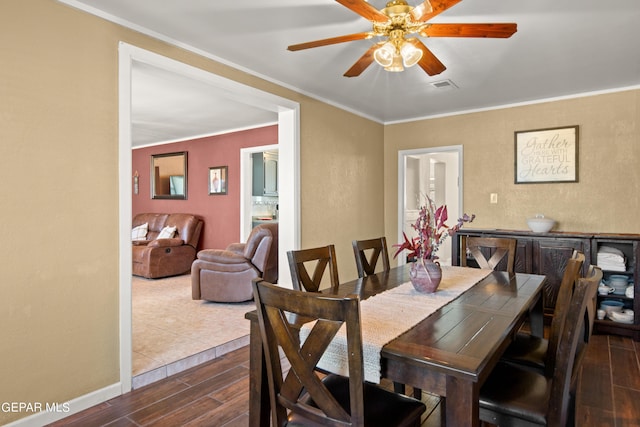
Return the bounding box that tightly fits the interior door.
[398,146,462,266]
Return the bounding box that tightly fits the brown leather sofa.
[132,213,203,279]
[191,223,278,302]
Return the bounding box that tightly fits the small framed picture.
[514,125,579,184]
[208,166,228,195]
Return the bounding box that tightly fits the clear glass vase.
[410,258,442,293]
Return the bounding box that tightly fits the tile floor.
[132,274,254,388]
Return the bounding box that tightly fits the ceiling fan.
[287,0,517,77]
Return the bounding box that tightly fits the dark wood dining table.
[246,264,546,427]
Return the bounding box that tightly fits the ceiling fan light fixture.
[400,42,422,67]
[287,0,517,78]
[384,54,404,72]
[373,42,395,67]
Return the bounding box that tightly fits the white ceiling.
[62,0,640,146]
[131,62,278,146]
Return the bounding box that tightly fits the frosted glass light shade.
[400,42,423,67]
[373,42,395,67]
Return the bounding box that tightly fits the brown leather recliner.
[191,223,278,302]
[132,213,203,279]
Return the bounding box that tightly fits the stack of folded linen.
[597,246,627,272]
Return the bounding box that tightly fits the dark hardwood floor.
[49,333,640,426]
[575,333,640,427]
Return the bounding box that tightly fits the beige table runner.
[301,266,491,383]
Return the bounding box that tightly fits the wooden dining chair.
[252,279,426,427]
[501,251,585,376]
[460,236,517,274]
[287,245,340,293]
[352,237,390,278]
[478,266,601,427]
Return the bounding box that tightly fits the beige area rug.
[132,274,254,385]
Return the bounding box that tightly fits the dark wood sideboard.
[452,229,640,341]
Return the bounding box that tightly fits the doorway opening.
[119,43,299,392]
[240,144,279,242]
[398,146,463,266]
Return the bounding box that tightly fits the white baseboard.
[3,383,122,427]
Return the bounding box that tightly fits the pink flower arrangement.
[394,195,475,262]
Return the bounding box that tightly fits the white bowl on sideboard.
[527,214,556,233]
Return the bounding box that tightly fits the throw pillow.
[131,223,148,241]
[157,225,177,239]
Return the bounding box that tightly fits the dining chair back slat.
[352,237,390,278]
[287,245,340,293]
[461,236,517,274]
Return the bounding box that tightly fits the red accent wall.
[132,125,277,250]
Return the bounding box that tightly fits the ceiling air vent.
[430,80,458,89]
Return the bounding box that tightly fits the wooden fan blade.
[335,0,389,23]
[413,0,462,22]
[344,44,378,77]
[408,39,446,76]
[288,32,371,51]
[420,23,517,38]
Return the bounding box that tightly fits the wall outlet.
[490,193,498,204]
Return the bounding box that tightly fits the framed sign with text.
[514,125,578,184]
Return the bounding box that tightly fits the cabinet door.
[252,153,264,197]
[534,238,591,315]
[514,239,533,273]
[263,155,278,196]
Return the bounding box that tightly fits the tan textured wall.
[0,0,383,423]
[299,99,385,281]
[384,90,640,254]
[0,2,121,423]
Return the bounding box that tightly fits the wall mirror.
[151,151,188,199]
